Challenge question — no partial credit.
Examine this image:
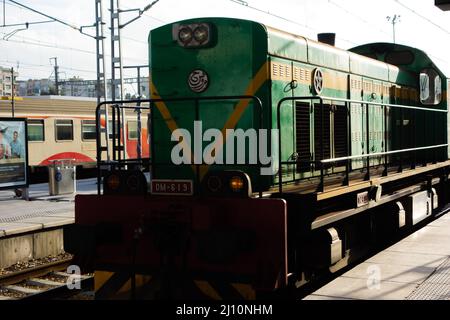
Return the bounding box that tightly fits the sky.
[2,0,450,89]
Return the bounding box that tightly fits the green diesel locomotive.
[69,17,450,299]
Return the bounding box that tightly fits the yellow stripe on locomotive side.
[270,60,348,91]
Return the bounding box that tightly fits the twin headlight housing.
[104,170,148,195]
[202,171,252,198]
[173,23,214,48]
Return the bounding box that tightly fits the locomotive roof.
[349,42,446,78]
[265,24,446,81]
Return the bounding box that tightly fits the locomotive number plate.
[151,179,193,196]
[356,191,369,207]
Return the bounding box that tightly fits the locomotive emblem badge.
[188,69,209,93]
[313,68,324,94]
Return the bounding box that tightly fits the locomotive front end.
[67,18,288,300]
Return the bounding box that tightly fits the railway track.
[0,257,93,300]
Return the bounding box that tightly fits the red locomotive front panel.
[72,194,287,294]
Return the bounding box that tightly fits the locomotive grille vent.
[296,102,311,172]
[314,104,331,163]
[333,105,348,160]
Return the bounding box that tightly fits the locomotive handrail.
[277,96,324,193]
[318,96,448,113]
[95,95,265,196]
[320,144,448,164]
[279,144,448,166]
[276,96,448,193]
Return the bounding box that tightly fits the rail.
[276,96,448,193]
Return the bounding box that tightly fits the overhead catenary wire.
[228,0,359,46]
[7,0,95,38]
[329,0,391,38]
[0,29,146,63]
[394,0,450,36]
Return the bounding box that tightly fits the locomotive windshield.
[420,68,442,105]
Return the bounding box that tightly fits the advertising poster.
[0,118,28,189]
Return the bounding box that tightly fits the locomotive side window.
[127,121,138,140]
[55,119,73,141]
[81,120,96,140]
[420,68,442,105]
[27,119,45,142]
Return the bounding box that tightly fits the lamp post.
[11,67,15,117]
[386,14,401,43]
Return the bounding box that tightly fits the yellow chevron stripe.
[118,275,153,294]
[94,271,114,292]
[194,280,222,300]
[231,283,256,300]
[221,61,269,137]
[150,82,181,134]
[151,62,269,180]
[199,61,269,179]
[151,82,198,172]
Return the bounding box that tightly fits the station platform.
[0,179,97,268]
[304,211,450,300]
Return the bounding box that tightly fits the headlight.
[193,25,209,43]
[178,26,193,44]
[103,170,148,195]
[207,175,222,192]
[106,174,120,191]
[229,176,244,193]
[202,171,252,198]
[173,23,214,48]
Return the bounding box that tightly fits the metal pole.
[50,57,59,95]
[110,0,126,160]
[393,21,396,43]
[95,0,110,161]
[95,0,107,104]
[11,67,15,117]
[55,61,59,95]
[136,66,142,160]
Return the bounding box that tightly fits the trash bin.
[49,159,76,196]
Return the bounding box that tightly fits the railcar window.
[108,120,120,139]
[420,68,442,105]
[127,121,138,140]
[81,120,96,140]
[27,119,44,142]
[55,119,73,141]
